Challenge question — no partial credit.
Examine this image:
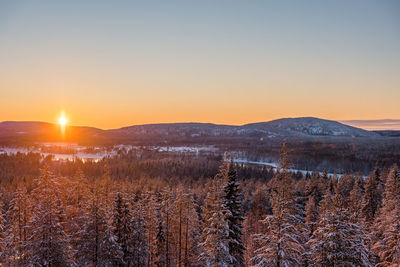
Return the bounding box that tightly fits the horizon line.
[2,117,400,131]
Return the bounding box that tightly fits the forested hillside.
[0,143,399,266]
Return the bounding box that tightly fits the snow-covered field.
[0,146,112,162]
[230,158,345,178]
[0,144,217,162]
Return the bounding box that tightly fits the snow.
[0,144,217,162]
[229,158,344,178]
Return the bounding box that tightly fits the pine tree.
[129,193,149,266]
[222,162,245,266]
[373,164,400,265]
[253,142,307,266]
[375,205,400,266]
[362,168,383,225]
[4,184,30,265]
[0,198,6,264]
[305,194,318,235]
[141,192,158,267]
[198,177,232,267]
[243,187,271,265]
[349,176,365,219]
[336,174,355,209]
[173,186,200,267]
[65,168,89,264]
[27,165,70,266]
[183,192,202,267]
[111,191,133,265]
[308,189,373,266]
[76,177,117,266]
[154,192,167,267]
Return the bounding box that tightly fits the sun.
[58,112,67,127]
[59,115,67,126]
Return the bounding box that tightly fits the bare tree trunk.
[178,207,182,267]
[184,216,189,267]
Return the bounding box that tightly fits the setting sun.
[59,116,67,126]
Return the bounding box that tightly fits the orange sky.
[0,1,399,129]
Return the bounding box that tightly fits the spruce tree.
[199,178,232,267]
[76,178,117,266]
[253,142,307,266]
[308,188,373,266]
[27,165,70,266]
[4,185,30,265]
[222,162,245,266]
[373,164,400,265]
[154,192,167,267]
[111,191,133,265]
[0,198,6,264]
[362,168,383,225]
[129,193,149,266]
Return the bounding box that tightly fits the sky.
[0,1,399,129]
[342,119,400,131]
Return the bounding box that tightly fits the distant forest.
[0,143,399,266]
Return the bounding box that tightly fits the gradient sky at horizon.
[0,1,399,129]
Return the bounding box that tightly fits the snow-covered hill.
[112,117,377,138]
[0,117,380,144]
[244,117,377,137]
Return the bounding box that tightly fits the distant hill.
[0,121,104,144]
[244,117,377,137]
[110,117,377,139]
[0,117,384,145]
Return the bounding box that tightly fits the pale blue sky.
[0,1,399,128]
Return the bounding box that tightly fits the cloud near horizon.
[341,120,400,131]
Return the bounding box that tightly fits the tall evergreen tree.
[154,192,167,267]
[130,193,149,266]
[308,188,373,266]
[222,162,245,266]
[253,142,307,266]
[4,184,30,265]
[305,194,318,235]
[27,165,70,266]
[76,177,117,266]
[349,176,365,218]
[111,191,133,266]
[0,198,6,264]
[362,168,383,225]
[373,164,400,265]
[199,177,232,267]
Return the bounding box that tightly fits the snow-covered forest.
[0,143,399,266]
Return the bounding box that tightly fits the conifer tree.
[222,162,245,266]
[373,164,400,265]
[4,185,30,265]
[65,168,89,263]
[0,198,6,264]
[349,176,365,218]
[362,168,383,224]
[305,194,318,235]
[111,191,133,265]
[154,192,167,267]
[253,142,307,266]
[243,187,271,265]
[199,177,232,267]
[130,193,149,266]
[76,177,117,266]
[28,165,70,266]
[308,188,373,266]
